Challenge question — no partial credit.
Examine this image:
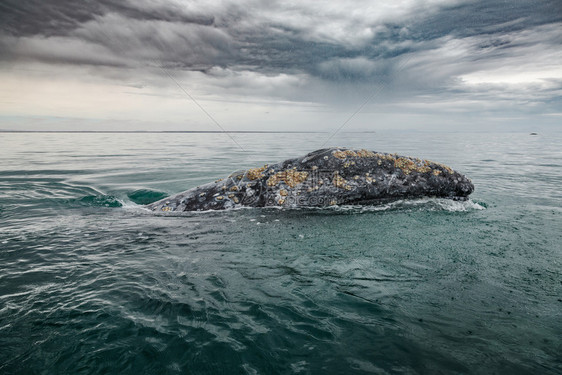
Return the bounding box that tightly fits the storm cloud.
[1,0,561,130]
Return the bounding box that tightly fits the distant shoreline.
[0,130,329,134]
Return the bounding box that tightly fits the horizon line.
[0,130,333,134]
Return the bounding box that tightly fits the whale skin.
[146,147,474,212]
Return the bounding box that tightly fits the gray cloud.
[0,0,561,129]
[3,0,558,75]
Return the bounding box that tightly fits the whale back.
[147,147,474,212]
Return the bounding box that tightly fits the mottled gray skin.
[146,147,474,212]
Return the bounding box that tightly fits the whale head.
[451,173,475,200]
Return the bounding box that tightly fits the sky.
[0,0,561,132]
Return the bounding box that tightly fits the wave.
[126,189,168,205]
[71,195,123,208]
[352,197,486,213]
[130,197,486,217]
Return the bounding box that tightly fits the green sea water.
[0,131,560,374]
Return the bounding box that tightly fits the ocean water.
[0,131,560,374]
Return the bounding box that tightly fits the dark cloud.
[413,0,562,40]
[0,0,560,122]
[0,0,100,37]
[0,0,214,37]
[1,0,560,81]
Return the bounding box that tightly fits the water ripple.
[1,132,561,374]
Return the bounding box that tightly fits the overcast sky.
[0,0,561,131]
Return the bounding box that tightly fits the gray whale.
[146,147,474,212]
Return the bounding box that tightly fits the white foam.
[122,197,485,215]
[434,198,485,212]
[332,197,486,213]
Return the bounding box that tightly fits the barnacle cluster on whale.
[146,147,474,212]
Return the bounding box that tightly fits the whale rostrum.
[146,147,474,212]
